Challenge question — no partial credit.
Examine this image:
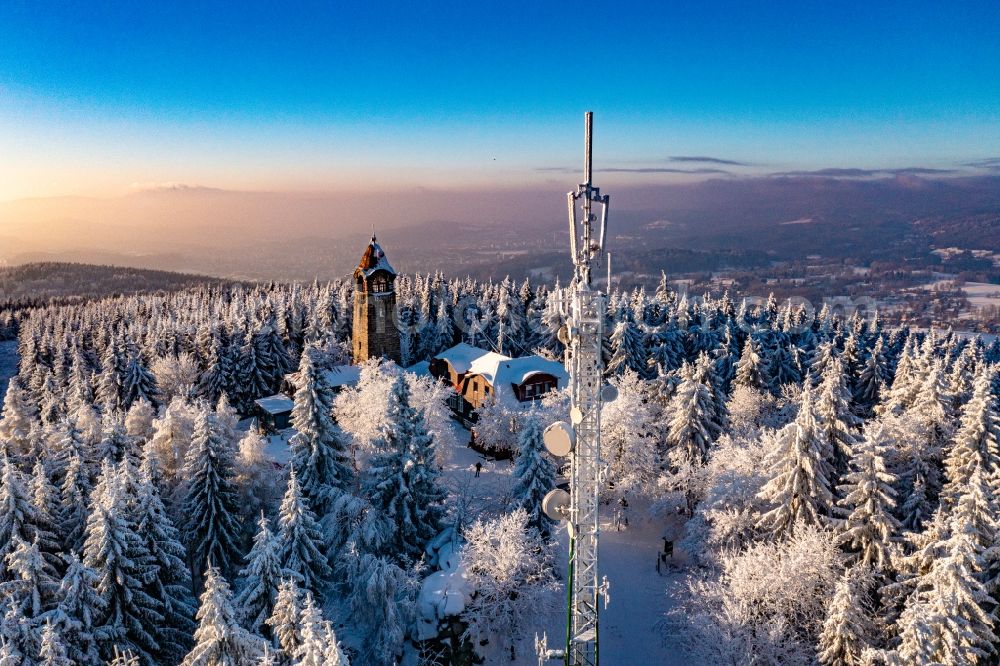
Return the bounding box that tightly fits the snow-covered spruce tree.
[607,317,648,377]
[905,358,955,452]
[37,620,72,666]
[180,566,264,666]
[766,341,803,390]
[1,597,32,664]
[0,638,17,666]
[51,416,89,477]
[196,340,231,407]
[293,591,348,666]
[95,342,124,414]
[135,452,196,663]
[234,514,287,636]
[38,371,64,427]
[95,414,133,466]
[266,577,302,658]
[1,535,60,622]
[235,333,270,414]
[665,361,717,467]
[817,565,875,666]
[647,319,685,376]
[733,336,767,392]
[854,336,891,415]
[27,460,61,569]
[509,410,557,538]
[276,467,331,600]
[756,384,835,538]
[254,316,294,394]
[894,486,998,664]
[947,342,979,415]
[362,374,446,565]
[0,455,40,580]
[836,423,899,569]
[289,346,354,515]
[82,461,162,662]
[120,354,159,411]
[878,412,941,533]
[57,452,89,553]
[427,300,454,358]
[0,379,37,460]
[181,406,242,581]
[941,366,1000,510]
[808,338,839,384]
[815,356,861,483]
[320,623,349,666]
[40,553,108,665]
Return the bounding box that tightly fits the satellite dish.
[557,325,571,345]
[570,407,584,425]
[542,488,571,521]
[601,384,619,403]
[543,421,574,457]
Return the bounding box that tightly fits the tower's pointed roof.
[355,234,396,278]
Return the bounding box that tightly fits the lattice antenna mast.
[567,112,610,287]
[537,111,612,666]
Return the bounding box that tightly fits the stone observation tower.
[352,235,401,364]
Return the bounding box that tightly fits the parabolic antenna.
[543,421,574,457]
[557,325,571,346]
[601,384,619,403]
[570,407,584,425]
[542,488,571,521]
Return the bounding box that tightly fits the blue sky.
[1,0,998,198]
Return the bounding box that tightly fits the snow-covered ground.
[436,419,686,665]
[0,340,18,410]
[961,281,1000,309]
[918,279,1000,310]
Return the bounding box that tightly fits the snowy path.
[596,513,687,666]
[437,419,690,665]
[0,340,17,409]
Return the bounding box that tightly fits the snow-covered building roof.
[406,360,432,377]
[323,364,361,389]
[284,364,361,391]
[354,235,396,278]
[475,355,568,408]
[433,342,496,375]
[433,343,568,408]
[254,394,293,415]
[470,353,567,389]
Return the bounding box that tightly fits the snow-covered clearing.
[962,281,1000,308]
[435,419,686,665]
[0,340,17,410]
[919,279,1000,307]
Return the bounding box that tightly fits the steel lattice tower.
[537,111,611,666]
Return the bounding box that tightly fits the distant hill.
[0,262,231,310]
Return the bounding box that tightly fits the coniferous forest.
[1,272,999,665]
